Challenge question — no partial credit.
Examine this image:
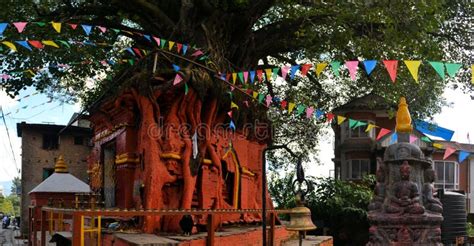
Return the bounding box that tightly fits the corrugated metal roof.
[29,173,90,194]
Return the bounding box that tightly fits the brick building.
[331,94,474,212]
[17,118,91,235]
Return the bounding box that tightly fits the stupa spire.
[54,155,68,173]
[395,97,413,134]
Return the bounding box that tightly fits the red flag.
[28,40,44,49]
[132,48,143,58]
[326,113,335,123]
[177,43,183,53]
[443,147,456,160]
[257,70,263,82]
[300,64,313,77]
[383,60,398,83]
[68,23,78,30]
[281,100,288,109]
[376,128,391,140]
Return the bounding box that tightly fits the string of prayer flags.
[376,128,391,140]
[415,120,454,141]
[404,60,422,83]
[363,60,377,76]
[383,60,398,83]
[265,95,272,107]
[281,66,290,80]
[346,61,359,81]
[443,147,456,160]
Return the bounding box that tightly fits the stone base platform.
[368,212,443,245]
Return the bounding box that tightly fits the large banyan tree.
[0,0,472,232]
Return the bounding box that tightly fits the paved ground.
[0,226,26,246]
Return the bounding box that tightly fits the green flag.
[330,61,341,77]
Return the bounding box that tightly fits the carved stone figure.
[385,161,424,215]
[422,169,443,214]
[368,158,386,211]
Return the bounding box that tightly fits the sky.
[0,83,472,188]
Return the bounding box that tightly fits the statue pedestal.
[368,212,442,245]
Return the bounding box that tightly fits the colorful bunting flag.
[365,124,376,132]
[229,120,236,131]
[176,43,182,53]
[326,113,335,123]
[459,150,470,163]
[265,68,272,81]
[383,60,398,83]
[68,23,78,30]
[257,70,263,82]
[168,41,175,51]
[421,136,431,142]
[306,107,315,118]
[296,104,305,116]
[389,133,398,144]
[337,116,346,125]
[172,64,180,72]
[433,143,443,149]
[182,45,188,55]
[409,135,418,144]
[345,60,359,81]
[28,40,44,49]
[252,91,258,99]
[13,22,27,33]
[231,102,239,109]
[300,64,312,77]
[330,61,341,77]
[243,71,249,83]
[15,41,32,51]
[281,66,290,80]
[97,26,107,33]
[232,73,237,84]
[281,100,288,109]
[429,61,445,80]
[290,65,300,80]
[288,102,296,114]
[2,41,17,52]
[258,94,264,103]
[404,60,422,83]
[443,147,456,160]
[81,24,93,35]
[363,60,377,76]
[192,50,203,56]
[52,22,61,33]
[153,36,160,46]
[249,70,256,84]
[445,63,462,78]
[238,72,244,83]
[316,63,328,77]
[265,95,272,107]
[173,74,183,85]
[272,67,280,80]
[376,128,391,140]
[0,23,8,35]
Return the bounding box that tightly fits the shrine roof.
[29,172,91,194]
[332,93,395,113]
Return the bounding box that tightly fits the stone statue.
[385,161,424,214]
[368,158,386,211]
[422,169,443,214]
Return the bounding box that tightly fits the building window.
[74,136,84,145]
[42,134,59,150]
[346,159,370,180]
[342,120,375,140]
[42,168,54,180]
[434,161,459,190]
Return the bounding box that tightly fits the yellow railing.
[80,215,102,246]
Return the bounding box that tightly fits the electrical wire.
[0,106,20,174]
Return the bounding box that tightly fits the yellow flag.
[230,102,239,110]
[433,143,443,149]
[472,65,474,84]
[365,123,376,132]
[2,41,17,52]
[265,68,272,81]
[26,69,35,77]
[404,60,422,83]
[288,102,296,114]
[337,116,346,125]
[42,40,59,48]
[168,41,175,51]
[51,22,62,33]
[252,92,258,98]
[316,63,328,77]
[232,73,237,84]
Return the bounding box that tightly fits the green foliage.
[269,173,375,244]
[468,222,474,237]
[0,194,19,216]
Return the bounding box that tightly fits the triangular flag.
[272,67,280,79]
[345,60,359,81]
[28,40,44,49]
[229,120,236,131]
[337,116,346,125]
[97,26,107,33]
[409,135,418,144]
[237,72,244,83]
[252,91,258,99]
[363,60,377,76]
[232,73,237,84]
[316,63,328,77]
[168,41,175,50]
[51,22,61,33]
[249,70,256,84]
[445,63,462,78]
[173,74,183,85]
[184,83,188,95]
[376,128,391,140]
[231,102,239,109]
[81,24,93,35]
[300,64,312,77]
[354,121,368,128]
[383,60,398,83]
[306,107,315,118]
[258,94,264,103]
[365,124,376,132]
[326,113,335,123]
[433,143,443,149]
[265,95,272,107]
[349,119,358,128]
[243,71,249,83]
[315,110,324,119]
[390,133,398,144]
[160,39,167,49]
[281,66,290,80]
[288,102,296,114]
[459,150,470,163]
[257,70,263,82]
[404,60,422,83]
[296,105,305,116]
[176,43,182,53]
[264,68,272,81]
[172,64,180,72]
[421,136,432,142]
[281,100,287,109]
[153,36,161,46]
[227,111,233,118]
[429,61,445,80]
[330,61,341,77]
[191,50,204,56]
[68,23,78,30]
[13,22,27,33]
[290,65,300,80]
[15,41,32,51]
[443,147,456,160]
[35,22,46,27]
[182,45,188,55]
[0,23,8,35]
[57,40,70,48]
[2,41,17,52]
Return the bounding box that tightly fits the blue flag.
[0,23,8,35]
[15,41,32,51]
[172,64,180,72]
[290,65,300,80]
[143,35,151,42]
[81,25,93,35]
[363,60,377,75]
[415,120,454,141]
[229,120,236,131]
[249,70,256,84]
[459,150,470,163]
[390,133,398,144]
[316,109,324,119]
[182,45,188,55]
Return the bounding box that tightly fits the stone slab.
[115,233,181,246]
